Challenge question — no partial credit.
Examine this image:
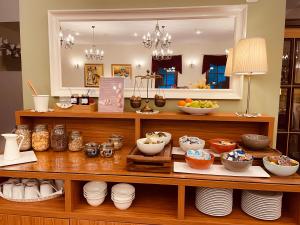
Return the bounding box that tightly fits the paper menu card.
[98,77,124,112]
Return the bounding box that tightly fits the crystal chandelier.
[0,37,21,58]
[142,21,173,60]
[59,28,74,49]
[85,26,104,61]
[152,48,173,61]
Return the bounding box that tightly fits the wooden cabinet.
[71,220,145,225]
[0,214,69,225]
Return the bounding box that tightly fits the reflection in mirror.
[60,18,234,91]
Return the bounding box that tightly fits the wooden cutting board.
[127,143,172,173]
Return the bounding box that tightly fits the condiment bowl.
[136,138,165,155]
[179,136,205,152]
[185,153,214,170]
[241,134,269,150]
[145,131,172,145]
[263,156,299,176]
[208,138,236,154]
[221,153,253,172]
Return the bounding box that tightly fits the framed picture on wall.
[84,64,104,87]
[111,64,132,78]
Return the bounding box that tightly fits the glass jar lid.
[17,124,29,129]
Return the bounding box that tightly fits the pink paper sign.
[98,77,124,112]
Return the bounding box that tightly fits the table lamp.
[225,48,234,77]
[232,37,268,117]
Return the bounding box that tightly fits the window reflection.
[281,39,292,84]
[291,88,300,131]
[278,88,290,130]
[294,39,300,84]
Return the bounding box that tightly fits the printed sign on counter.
[98,77,124,112]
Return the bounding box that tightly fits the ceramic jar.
[84,142,100,158]
[100,142,114,158]
[108,135,123,150]
[32,124,49,151]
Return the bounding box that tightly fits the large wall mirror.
[48,6,247,99]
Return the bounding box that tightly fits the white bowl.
[113,200,133,210]
[112,183,135,196]
[178,106,218,115]
[83,181,107,193]
[263,157,299,176]
[179,136,205,152]
[84,191,107,199]
[145,131,172,145]
[111,193,135,202]
[86,196,106,207]
[136,138,165,155]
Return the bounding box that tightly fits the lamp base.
[235,112,261,117]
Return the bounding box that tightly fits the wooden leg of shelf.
[135,118,141,141]
[177,185,185,220]
[65,179,80,212]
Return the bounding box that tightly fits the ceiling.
[60,18,235,45]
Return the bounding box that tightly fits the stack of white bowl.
[111,183,135,210]
[83,181,107,207]
[195,187,233,216]
[241,190,283,220]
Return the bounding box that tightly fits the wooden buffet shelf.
[0,110,297,225]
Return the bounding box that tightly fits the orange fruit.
[185,98,193,103]
[177,100,186,106]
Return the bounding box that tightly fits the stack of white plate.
[241,190,283,220]
[83,181,107,207]
[195,187,233,216]
[111,183,135,210]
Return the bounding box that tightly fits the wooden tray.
[237,143,282,158]
[127,143,172,173]
[54,102,97,112]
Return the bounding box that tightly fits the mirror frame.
[48,5,247,99]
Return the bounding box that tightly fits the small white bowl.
[263,156,299,176]
[179,136,205,152]
[146,131,172,145]
[137,138,165,155]
[83,181,107,193]
[86,196,106,207]
[111,193,135,202]
[113,200,133,210]
[84,191,107,199]
[112,183,135,196]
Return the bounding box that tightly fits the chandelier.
[0,37,21,58]
[59,28,74,49]
[85,26,104,61]
[152,48,173,61]
[142,21,173,60]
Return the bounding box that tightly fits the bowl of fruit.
[146,131,171,145]
[221,149,253,172]
[263,155,299,176]
[185,149,215,170]
[136,137,165,155]
[208,138,237,154]
[179,136,205,152]
[177,99,219,115]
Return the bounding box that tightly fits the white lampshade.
[225,48,233,77]
[233,37,268,75]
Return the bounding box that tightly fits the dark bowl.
[155,98,166,107]
[130,99,142,108]
[221,153,253,172]
[241,134,270,150]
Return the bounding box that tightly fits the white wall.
[61,39,233,88]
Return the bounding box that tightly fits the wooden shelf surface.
[16,110,274,123]
[0,148,300,192]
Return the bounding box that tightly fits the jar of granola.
[51,124,68,151]
[32,124,49,151]
[68,130,83,151]
[15,124,31,151]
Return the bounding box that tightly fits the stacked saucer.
[195,187,233,216]
[111,183,135,210]
[83,181,107,207]
[241,190,283,220]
